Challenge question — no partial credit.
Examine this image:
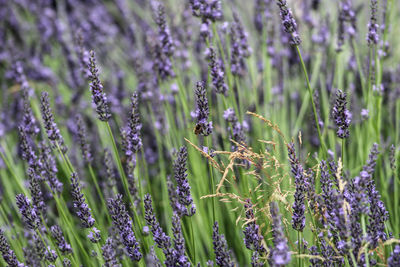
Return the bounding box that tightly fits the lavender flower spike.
[108,194,142,261]
[40,92,67,153]
[102,238,121,267]
[367,0,379,46]
[0,229,26,267]
[171,212,190,266]
[212,222,234,267]
[209,47,228,96]
[70,172,95,228]
[243,199,266,254]
[144,194,175,266]
[88,50,111,121]
[174,146,196,216]
[194,81,213,136]
[388,245,400,267]
[126,91,142,161]
[16,194,40,230]
[332,89,351,139]
[276,0,301,45]
[76,114,93,164]
[50,225,72,254]
[269,202,291,266]
[287,142,306,231]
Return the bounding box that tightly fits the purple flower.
[125,91,142,162]
[16,194,40,230]
[287,142,306,231]
[243,199,266,255]
[212,222,234,267]
[223,108,247,151]
[70,172,95,228]
[269,202,291,266]
[88,50,111,121]
[108,194,142,261]
[230,25,246,77]
[388,245,400,267]
[144,194,175,266]
[276,0,301,45]
[233,12,251,58]
[39,143,63,194]
[171,213,190,266]
[147,246,162,267]
[76,114,93,164]
[50,225,72,254]
[173,146,196,216]
[208,47,228,96]
[0,229,26,267]
[367,0,379,46]
[194,81,213,136]
[190,0,223,22]
[332,89,351,139]
[40,92,67,153]
[154,3,174,57]
[21,89,39,136]
[102,238,121,267]
[27,168,45,217]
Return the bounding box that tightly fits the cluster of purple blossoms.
[190,0,223,22]
[287,142,306,231]
[39,143,63,194]
[367,0,379,46]
[268,202,291,266]
[233,12,252,58]
[230,24,247,77]
[125,91,142,164]
[76,114,93,164]
[194,81,213,137]
[40,91,67,153]
[173,146,196,216]
[88,50,111,122]
[171,213,190,266]
[50,225,72,254]
[144,194,175,266]
[21,88,39,136]
[0,230,26,267]
[107,194,142,261]
[151,3,175,80]
[70,172,95,228]
[18,127,40,172]
[102,238,120,267]
[208,47,228,96]
[212,222,234,267]
[16,194,40,230]
[337,0,357,51]
[27,168,45,217]
[276,0,301,45]
[388,245,400,267]
[223,108,247,151]
[332,89,351,139]
[243,199,266,260]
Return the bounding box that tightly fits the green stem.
[295,45,326,156]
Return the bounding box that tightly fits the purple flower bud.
[50,225,72,254]
[40,92,67,153]
[70,172,95,228]
[0,229,26,267]
[88,50,111,122]
[173,146,196,216]
[107,194,142,261]
[367,0,379,46]
[212,222,234,267]
[276,0,301,45]
[209,47,228,96]
[88,227,101,243]
[171,213,190,266]
[332,89,351,139]
[16,194,40,230]
[269,202,291,266]
[388,245,400,267]
[76,114,93,164]
[102,238,121,267]
[287,142,305,231]
[144,194,175,266]
[194,81,212,136]
[243,199,266,254]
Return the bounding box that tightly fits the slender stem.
[361,215,370,267]
[295,45,326,156]
[88,164,111,225]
